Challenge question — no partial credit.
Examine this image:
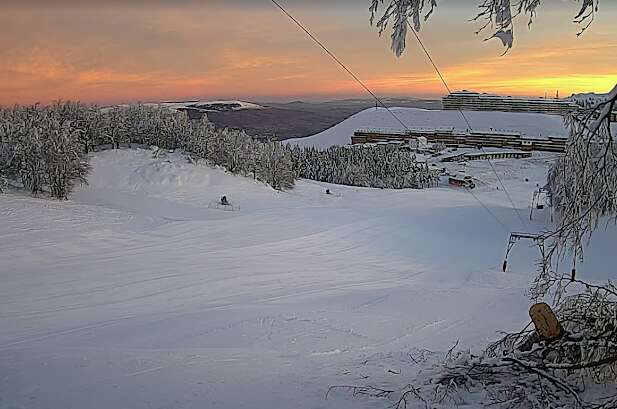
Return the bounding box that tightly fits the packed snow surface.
[289,107,568,148]
[1,149,614,409]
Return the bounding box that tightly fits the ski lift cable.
[407,23,529,230]
[466,186,511,232]
[269,0,511,233]
[269,0,409,132]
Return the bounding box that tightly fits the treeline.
[0,102,296,197]
[0,103,91,198]
[291,145,438,189]
[0,102,438,199]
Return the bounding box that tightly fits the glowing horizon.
[1,1,616,106]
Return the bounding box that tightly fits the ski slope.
[288,107,568,148]
[0,149,614,409]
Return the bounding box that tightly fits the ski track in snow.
[1,149,614,409]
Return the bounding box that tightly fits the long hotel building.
[442,91,580,115]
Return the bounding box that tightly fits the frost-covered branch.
[337,277,617,408]
[369,0,599,56]
[539,85,617,288]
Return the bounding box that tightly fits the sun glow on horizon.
[1,2,615,105]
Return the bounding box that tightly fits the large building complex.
[442,91,580,115]
[349,91,614,152]
[351,128,567,153]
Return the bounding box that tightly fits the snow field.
[1,148,614,409]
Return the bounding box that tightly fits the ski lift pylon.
[529,187,551,221]
[502,232,547,273]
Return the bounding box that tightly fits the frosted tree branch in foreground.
[369,0,613,290]
[359,2,614,403]
[369,0,599,56]
[533,84,617,294]
[335,276,617,408]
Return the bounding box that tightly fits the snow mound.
[288,107,568,149]
[74,149,282,220]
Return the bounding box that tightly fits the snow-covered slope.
[289,107,568,148]
[147,100,265,112]
[1,149,614,409]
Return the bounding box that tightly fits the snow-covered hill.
[144,100,265,112]
[1,149,614,409]
[289,107,568,148]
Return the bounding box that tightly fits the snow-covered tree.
[16,111,47,195]
[295,145,438,189]
[0,104,90,197]
[41,116,91,200]
[0,143,10,193]
[222,129,250,174]
[0,109,16,192]
[257,141,295,190]
[185,117,216,160]
[370,0,599,56]
[540,85,617,287]
[48,101,104,153]
[102,107,129,149]
[1,103,444,196]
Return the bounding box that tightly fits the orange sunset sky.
[1,0,616,105]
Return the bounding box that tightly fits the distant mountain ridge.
[129,97,442,140]
[147,100,265,113]
[202,97,442,140]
